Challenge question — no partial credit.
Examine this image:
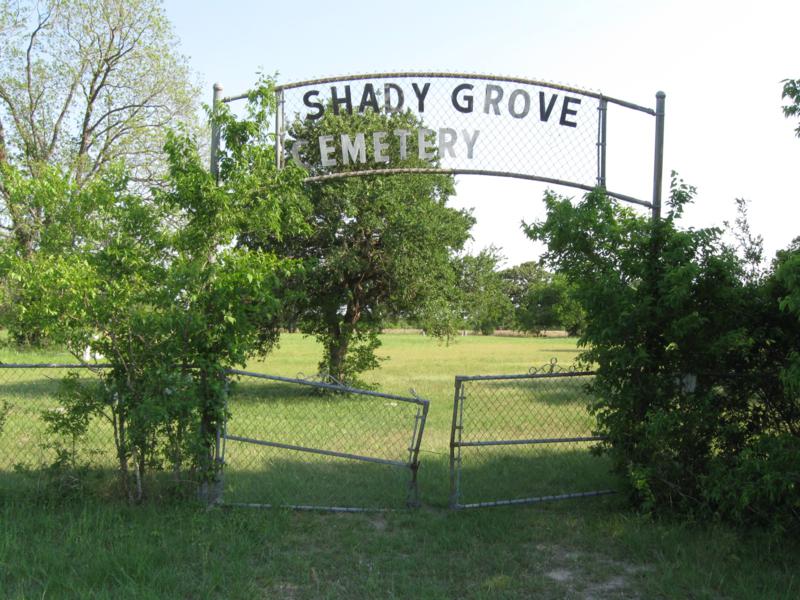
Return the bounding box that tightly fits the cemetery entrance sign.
[214,73,665,218]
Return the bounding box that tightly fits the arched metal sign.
[214,73,665,218]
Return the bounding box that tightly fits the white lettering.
[290,140,309,168]
[418,128,437,160]
[312,127,481,167]
[463,129,480,159]
[438,128,457,158]
[341,133,367,164]
[394,129,410,160]
[373,131,389,163]
[319,135,336,167]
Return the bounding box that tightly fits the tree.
[782,78,800,137]
[526,180,800,528]
[454,248,513,335]
[501,262,585,335]
[0,82,308,501]
[502,262,558,333]
[0,0,197,256]
[247,107,474,383]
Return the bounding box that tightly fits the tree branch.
[25,7,52,159]
[47,69,85,161]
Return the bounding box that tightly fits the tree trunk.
[325,333,350,383]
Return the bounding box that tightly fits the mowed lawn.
[1,334,798,599]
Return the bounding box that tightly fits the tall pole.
[597,98,608,188]
[200,82,223,505]
[652,91,666,222]
[210,83,223,181]
[275,88,284,169]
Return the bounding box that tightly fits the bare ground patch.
[537,543,651,599]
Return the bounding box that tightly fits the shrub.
[527,180,800,529]
[705,434,800,531]
[0,79,308,501]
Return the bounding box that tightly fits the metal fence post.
[597,97,608,187]
[211,377,230,506]
[652,91,666,222]
[275,88,284,169]
[210,83,223,181]
[449,378,464,509]
[406,401,428,508]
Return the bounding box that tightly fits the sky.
[164,0,800,267]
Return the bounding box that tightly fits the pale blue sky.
[164,0,800,265]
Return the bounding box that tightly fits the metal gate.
[449,363,616,509]
[221,370,429,511]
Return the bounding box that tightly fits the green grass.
[1,334,799,598]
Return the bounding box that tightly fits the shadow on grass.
[219,442,618,511]
[0,465,201,505]
[452,445,619,508]
[221,443,416,509]
[0,377,67,402]
[2,444,619,515]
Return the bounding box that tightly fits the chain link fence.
[280,73,598,186]
[0,364,429,510]
[449,362,617,509]
[221,369,428,511]
[2,361,616,510]
[260,73,657,208]
[0,364,112,469]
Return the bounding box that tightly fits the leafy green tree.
[502,262,559,333]
[0,0,197,256]
[247,108,474,383]
[782,78,800,137]
[552,280,586,337]
[526,180,800,527]
[454,248,513,335]
[775,239,800,408]
[501,262,585,335]
[0,82,307,501]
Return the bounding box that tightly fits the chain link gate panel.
[221,370,429,511]
[449,364,617,509]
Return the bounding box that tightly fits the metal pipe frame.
[449,370,613,509]
[455,370,594,382]
[449,379,465,508]
[225,368,429,406]
[454,489,617,510]
[0,363,111,369]
[458,436,606,448]
[275,88,284,169]
[269,71,656,116]
[652,91,666,222]
[597,98,608,187]
[303,169,653,209]
[210,83,223,181]
[223,502,390,513]
[217,74,663,212]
